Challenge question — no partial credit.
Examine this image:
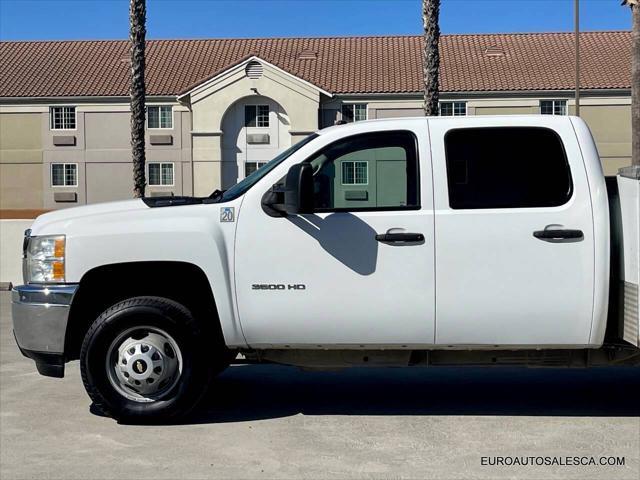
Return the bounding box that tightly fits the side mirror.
[284,163,314,214]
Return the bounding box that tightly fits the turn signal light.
[52,261,65,281]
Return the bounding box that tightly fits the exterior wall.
[471,96,632,175]
[331,95,632,176]
[0,102,191,212]
[374,108,424,119]
[578,101,632,176]
[0,111,43,209]
[321,98,424,124]
[474,106,538,115]
[0,91,633,211]
[42,107,88,209]
[187,60,322,195]
[468,98,540,116]
[220,95,291,187]
[0,219,32,285]
[368,100,425,120]
[44,104,190,208]
[1,163,43,209]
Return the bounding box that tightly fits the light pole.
[575,0,580,117]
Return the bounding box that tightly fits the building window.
[50,106,76,130]
[444,127,572,209]
[51,163,78,187]
[148,162,174,186]
[341,161,368,185]
[341,104,367,122]
[540,100,567,116]
[147,106,173,129]
[245,105,269,127]
[245,161,267,177]
[440,102,467,116]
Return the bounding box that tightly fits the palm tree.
[130,0,147,197]
[422,0,441,116]
[623,0,639,166]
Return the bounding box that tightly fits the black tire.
[80,296,226,423]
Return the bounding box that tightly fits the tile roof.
[0,31,632,98]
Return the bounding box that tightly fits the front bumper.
[11,284,78,377]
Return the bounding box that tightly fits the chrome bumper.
[11,284,77,354]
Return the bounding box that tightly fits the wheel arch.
[65,261,225,361]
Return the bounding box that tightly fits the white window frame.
[244,104,270,128]
[540,100,568,116]
[49,106,77,131]
[147,162,175,187]
[341,103,368,123]
[439,101,467,117]
[341,160,369,185]
[50,163,78,187]
[147,105,174,129]
[256,105,269,128]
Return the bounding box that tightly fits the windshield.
[219,133,319,202]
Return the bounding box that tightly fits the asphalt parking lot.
[0,291,638,479]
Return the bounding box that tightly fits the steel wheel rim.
[105,326,183,403]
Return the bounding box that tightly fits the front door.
[234,128,436,346]
[430,119,595,346]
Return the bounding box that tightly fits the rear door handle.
[533,229,584,241]
[375,232,424,243]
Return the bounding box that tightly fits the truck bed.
[606,168,640,347]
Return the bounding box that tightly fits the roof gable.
[178,55,332,99]
[0,32,632,98]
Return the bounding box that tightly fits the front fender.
[32,200,247,347]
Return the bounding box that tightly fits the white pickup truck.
[12,116,640,422]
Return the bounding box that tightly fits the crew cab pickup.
[11,116,640,422]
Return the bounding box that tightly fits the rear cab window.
[444,127,573,209]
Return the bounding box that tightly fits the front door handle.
[533,229,584,241]
[375,232,424,243]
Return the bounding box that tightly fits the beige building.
[0,31,633,215]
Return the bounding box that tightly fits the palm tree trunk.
[422,0,440,116]
[631,4,639,166]
[130,0,146,197]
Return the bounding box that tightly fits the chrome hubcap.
[106,327,182,403]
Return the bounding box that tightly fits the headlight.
[25,235,66,283]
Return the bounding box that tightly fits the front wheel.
[80,296,224,423]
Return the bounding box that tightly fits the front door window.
[309,131,419,211]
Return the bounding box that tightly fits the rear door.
[430,117,595,346]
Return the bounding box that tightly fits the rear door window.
[444,127,572,209]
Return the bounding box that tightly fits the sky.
[0,0,633,41]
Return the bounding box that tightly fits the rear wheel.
[80,296,226,423]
